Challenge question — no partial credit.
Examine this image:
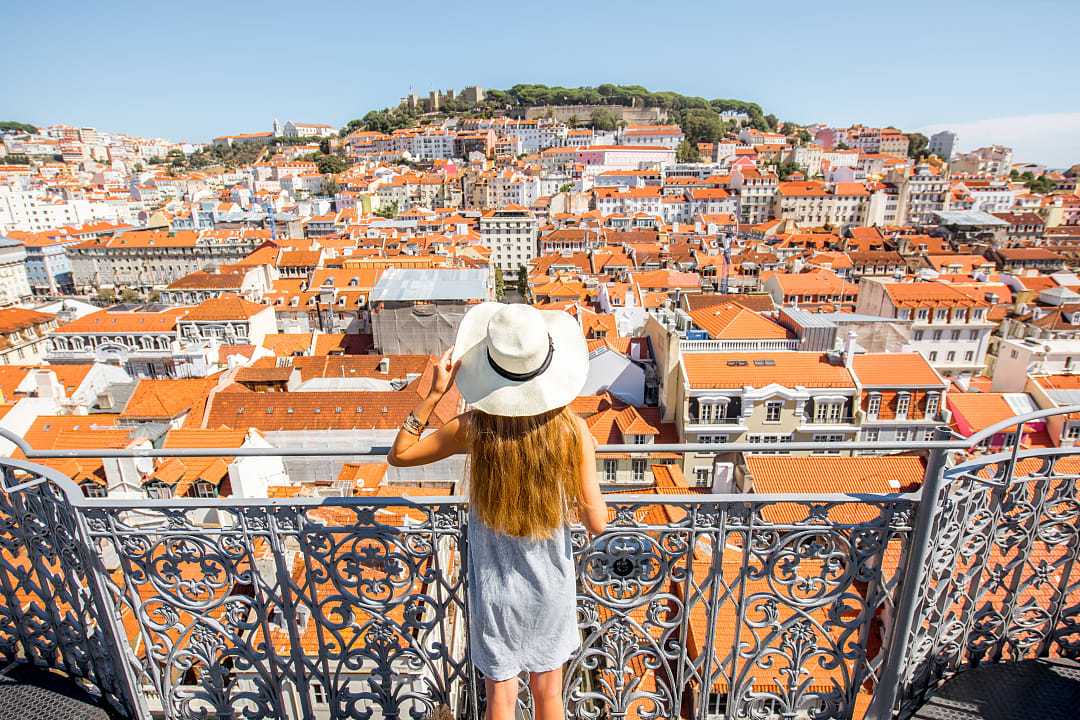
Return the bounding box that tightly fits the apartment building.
[479,206,538,282]
[68,229,267,293]
[675,352,859,483]
[730,167,778,225]
[855,279,994,376]
[773,181,870,229]
[992,337,1080,392]
[851,353,948,444]
[0,307,57,365]
[0,238,32,306]
[47,306,212,378]
[176,295,276,349]
[895,163,949,225]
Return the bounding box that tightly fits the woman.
[388,302,607,720]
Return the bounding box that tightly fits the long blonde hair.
[466,405,584,539]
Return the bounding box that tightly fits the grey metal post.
[864,425,952,720]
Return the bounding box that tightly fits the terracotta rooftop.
[747,455,926,494]
[183,294,270,321]
[687,303,790,340]
[852,353,945,387]
[683,352,855,389]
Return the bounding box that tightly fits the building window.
[913,330,924,341]
[145,482,172,500]
[312,682,326,705]
[81,483,106,498]
[929,351,938,361]
[896,428,910,442]
[603,459,618,482]
[862,428,879,442]
[947,351,956,362]
[896,394,910,417]
[193,481,217,498]
[765,401,782,423]
[933,330,943,341]
[815,400,844,423]
[695,467,712,484]
[699,434,728,444]
[935,309,948,322]
[867,394,881,417]
[813,433,843,454]
[916,308,929,321]
[950,330,961,341]
[964,351,974,362]
[925,394,939,418]
[631,459,647,482]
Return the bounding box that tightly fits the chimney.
[33,370,66,402]
[844,330,857,368]
[378,357,390,374]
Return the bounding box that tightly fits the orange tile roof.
[53,307,187,334]
[682,352,856,389]
[261,333,313,356]
[687,303,790,340]
[747,455,926,494]
[0,308,55,333]
[183,294,269,321]
[948,393,1027,434]
[881,281,990,308]
[120,377,218,420]
[852,353,945,387]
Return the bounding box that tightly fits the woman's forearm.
[390,391,443,458]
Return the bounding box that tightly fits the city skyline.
[4,1,1079,166]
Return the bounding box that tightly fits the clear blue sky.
[4,0,1079,165]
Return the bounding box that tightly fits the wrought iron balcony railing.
[0,407,1075,720]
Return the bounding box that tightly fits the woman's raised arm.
[574,415,608,534]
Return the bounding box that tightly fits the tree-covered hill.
[341,84,777,145]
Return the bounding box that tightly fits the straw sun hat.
[450,302,588,417]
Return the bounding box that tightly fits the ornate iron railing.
[0,408,1075,720]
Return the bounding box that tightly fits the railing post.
[864,426,952,720]
[73,510,153,720]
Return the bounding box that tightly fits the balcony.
[0,408,1076,719]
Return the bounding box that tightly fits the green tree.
[797,128,812,144]
[0,121,37,134]
[676,140,701,163]
[907,132,930,160]
[119,288,142,303]
[306,152,348,174]
[319,138,332,154]
[589,108,619,131]
[764,114,779,130]
[775,160,800,180]
[1026,175,1056,194]
[558,182,574,193]
[494,266,506,301]
[515,266,529,299]
[322,178,341,197]
[1,154,29,164]
[677,108,728,146]
[375,200,399,219]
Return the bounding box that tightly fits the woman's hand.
[429,346,459,399]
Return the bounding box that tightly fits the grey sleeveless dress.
[466,508,580,680]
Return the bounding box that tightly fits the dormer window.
[896,392,911,418]
[925,393,940,418]
[867,393,881,417]
[145,481,173,500]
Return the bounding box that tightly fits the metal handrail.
[4,405,1072,461]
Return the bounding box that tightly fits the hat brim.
[451,302,589,417]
